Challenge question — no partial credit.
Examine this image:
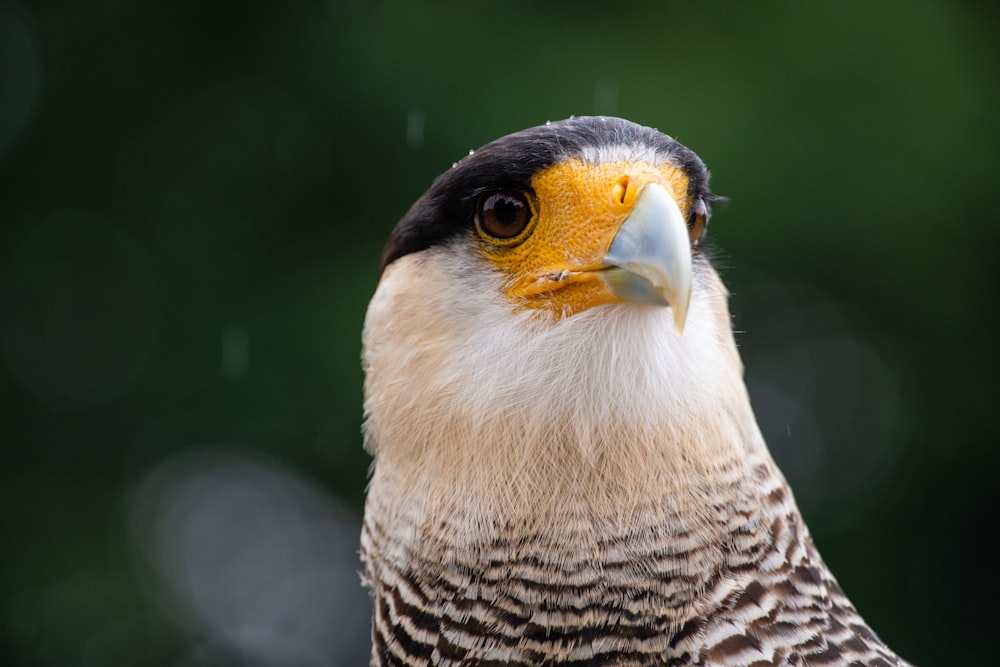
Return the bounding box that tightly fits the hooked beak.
[601,182,693,333]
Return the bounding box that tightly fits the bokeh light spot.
[128,450,371,666]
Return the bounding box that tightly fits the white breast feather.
[362,240,767,540]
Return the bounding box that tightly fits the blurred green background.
[1,1,997,665]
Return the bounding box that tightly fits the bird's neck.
[362,257,778,548]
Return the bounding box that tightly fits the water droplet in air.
[406,108,424,149]
[223,324,249,377]
[593,80,618,116]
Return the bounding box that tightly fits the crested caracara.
[360,116,912,666]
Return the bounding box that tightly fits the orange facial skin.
[475,159,693,318]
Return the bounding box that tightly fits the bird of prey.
[360,116,911,666]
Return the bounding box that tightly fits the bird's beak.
[600,183,693,333]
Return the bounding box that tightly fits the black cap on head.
[380,117,713,274]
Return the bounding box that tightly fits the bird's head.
[379,116,714,332]
[362,117,758,516]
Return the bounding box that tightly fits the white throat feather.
[362,241,768,540]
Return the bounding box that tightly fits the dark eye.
[688,198,708,244]
[476,190,533,241]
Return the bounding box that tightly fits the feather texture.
[361,119,912,666]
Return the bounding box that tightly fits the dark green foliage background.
[1,1,997,664]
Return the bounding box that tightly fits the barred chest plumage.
[361,457,902,666]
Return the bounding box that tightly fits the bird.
[360,116,912,666]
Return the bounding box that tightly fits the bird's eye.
[476,190,534,243]
[688,198,708,245]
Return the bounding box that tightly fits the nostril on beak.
[612,176,630,205]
